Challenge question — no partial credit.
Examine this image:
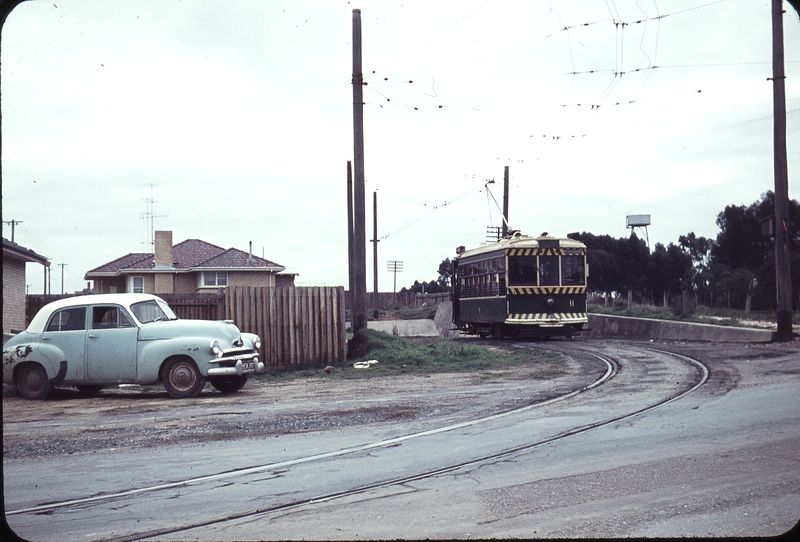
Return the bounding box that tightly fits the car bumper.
[207,352,264,376]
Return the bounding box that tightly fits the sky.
[2,0,799,295]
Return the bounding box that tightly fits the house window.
[202,271,228,287]
[129,276,144,293]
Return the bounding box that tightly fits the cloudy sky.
[2,0,799,295]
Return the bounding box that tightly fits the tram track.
[5,344,710,542]
[5,349,617,520]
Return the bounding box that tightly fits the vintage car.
[2,293,265,400]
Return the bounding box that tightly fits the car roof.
[26,293,166,333]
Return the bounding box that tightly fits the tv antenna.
[141,184,168,250]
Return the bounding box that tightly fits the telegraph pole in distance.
[771,0,793,341]
[371,191,379,319]
[2,219,23,242]
[58,263,67,295]
[351,9,367,333]
[387,260,403,293]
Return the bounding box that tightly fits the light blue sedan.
[2,293,264,399]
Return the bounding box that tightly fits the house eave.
[193,266,286,273]
[3,243,50,266]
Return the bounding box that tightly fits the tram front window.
[539,256,559,286]
[508,256,537,286]
[562,255,586,285]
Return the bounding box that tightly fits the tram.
[452,231,588,338]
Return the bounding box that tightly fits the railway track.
[5,343,709,542]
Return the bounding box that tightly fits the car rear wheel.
[16,363,52,400]
[209,374,249,393]
[161,357,205,398]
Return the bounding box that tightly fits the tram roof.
[455,231,586,259]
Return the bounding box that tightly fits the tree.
[571,231,649,298]
[399,258,453,294]
[678,232,714,269]
[436,258,452,290]
[401,279,447,294]
[709,192,800,310]
[645,242,693,306]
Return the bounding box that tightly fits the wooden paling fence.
[159,293,225,321]
[225,286,347,368]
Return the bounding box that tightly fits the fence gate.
[225,286,347,368]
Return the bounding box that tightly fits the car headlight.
[210,340,222,357]
[253,335,261,350]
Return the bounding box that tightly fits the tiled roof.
[172,239,226,268]
[87,253,152,274]
[197,248,283,268]
[86,238,284,275]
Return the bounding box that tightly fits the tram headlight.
[546,297,556,308]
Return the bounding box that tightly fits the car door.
[86,305,139,382]
[42,306,88,381]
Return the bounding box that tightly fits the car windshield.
[130,299,178,324]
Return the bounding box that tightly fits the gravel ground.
[2,342,604,460]
[4,337,799,462]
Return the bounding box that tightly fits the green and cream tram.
[452,231,588,338]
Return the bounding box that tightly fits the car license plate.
[242,360,255,372]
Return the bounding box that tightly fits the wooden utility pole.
[346,161,355,312]
[502,166,510,237]
[58,263,67,295]
[371,191,379,318]
[351,9,367,333]
[2,219,23,242]
[771,0,793,341]
[388,261,403,293]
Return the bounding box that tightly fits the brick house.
[3,238,50,335]
[85,231,295,294]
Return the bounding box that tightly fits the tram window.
[562,255,586,285]
[508,256,537,286]
[539,256,559,286]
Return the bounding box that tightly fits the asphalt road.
[3,338,799,540]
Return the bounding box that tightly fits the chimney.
[248,241,253,264]
[154,231,174,268]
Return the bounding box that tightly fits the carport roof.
[2,237,50,266]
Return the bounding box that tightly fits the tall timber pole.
[372,191,380,319]
[771,0,793,341]
[346,161,355,312]
[351,9,367,333]
[502,166,510,237]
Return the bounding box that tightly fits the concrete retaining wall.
[369,304,775,343]
[433,301,457,338]
[585,313,774,343]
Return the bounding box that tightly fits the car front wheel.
[209,374,249,393]
[16,363,52,400]
[161,357,205,398]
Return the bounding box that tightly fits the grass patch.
[251,329,565,384]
